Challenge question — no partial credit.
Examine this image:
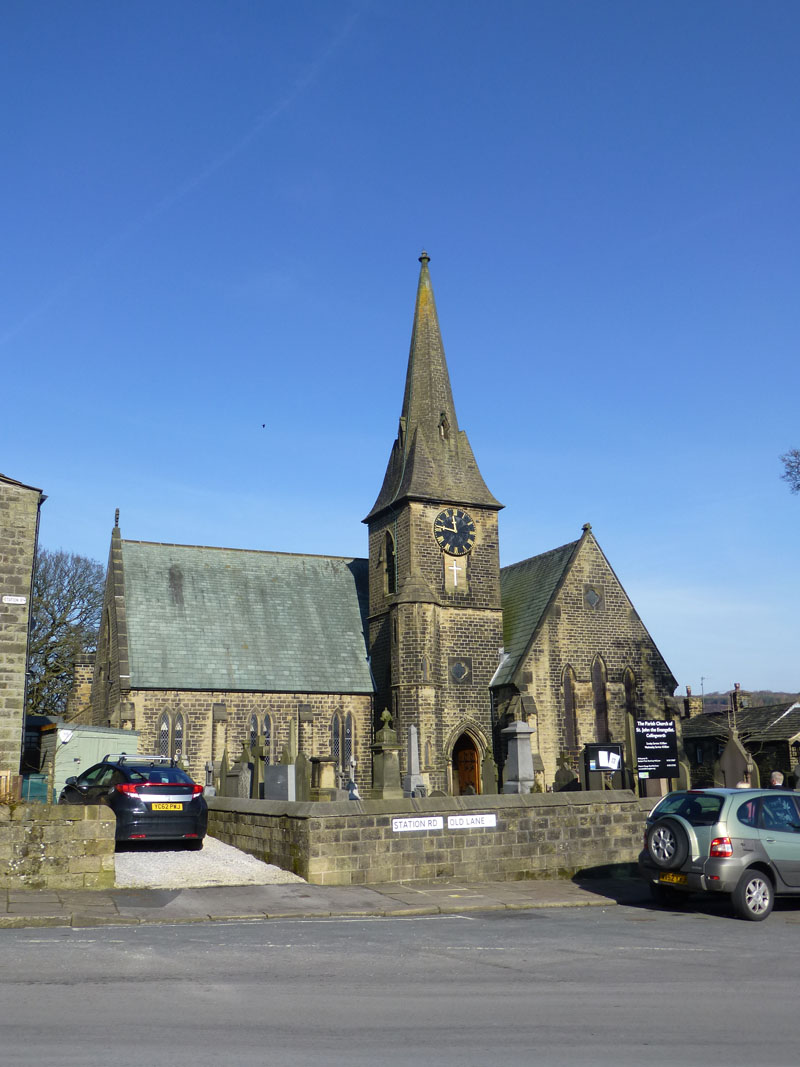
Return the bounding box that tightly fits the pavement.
[0,874,649,929]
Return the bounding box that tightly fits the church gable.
[494,526,677,789]
[118,540,373,694]
[544,529,676,691]
[496,527,675,694]
[494,538,580,687]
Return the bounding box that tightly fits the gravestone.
[294,752,311,802]
[554,752,580,792]
[217,748,230,795]
[402,725,425,796]
[250,736,265,799]
[719,730,756,787]
[288,718,299,761]
[310,756,339,801]
[372,710,403,799]
[481,753,499,795]
[501,720,535,794]
[264,763,296,801]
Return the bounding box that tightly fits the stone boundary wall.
[207,790,653,885]
[0,805,116,889]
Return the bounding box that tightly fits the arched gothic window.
[623,668,637,719]
[158,712,171,758]
[592,655,610,742]
[563,665,578,750]
[157,711,187,760]
[385,532,397,595]
[343,712,353,771]
[331,711,355,773]
[249,714,259,748]
[263,714,273,765]
[173,713,185,759]
[331,712,341,767]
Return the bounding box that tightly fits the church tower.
[364,253,503,795]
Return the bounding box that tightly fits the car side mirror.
[64,776,78,787]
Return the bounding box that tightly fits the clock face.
[433,508,476,556]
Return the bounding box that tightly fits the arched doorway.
[452,733,481,795]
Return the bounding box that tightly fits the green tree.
[780,448,800,494]
[27,548,105,716]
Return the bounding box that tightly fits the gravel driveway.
[114,836,305,889]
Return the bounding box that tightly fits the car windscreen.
[651,793,724,827]
[124,766,194,784]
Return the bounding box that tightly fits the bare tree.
[27,548,105,717]
[780,449,800,494]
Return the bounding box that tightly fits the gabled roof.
[365,253,501,521]
[683,703,800,743]
[0,472,44,494]
[119,540,374,694]
[492,538,581,688]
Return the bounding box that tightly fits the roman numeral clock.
[433,508,476,557]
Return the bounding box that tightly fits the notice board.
[635,719,678,779]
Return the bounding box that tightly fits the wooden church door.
[453,734,480,795]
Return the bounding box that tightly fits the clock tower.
[364,253,503,794]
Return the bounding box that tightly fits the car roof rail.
[102,753,176,765]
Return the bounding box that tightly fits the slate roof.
[0,472,44,494]
[682,703,800,743]
[492,539,581,688]
[120,541,374,694]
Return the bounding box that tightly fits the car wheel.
[646,818,689,871]
[732,869,774,921]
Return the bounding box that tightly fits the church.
[87,253,678,795]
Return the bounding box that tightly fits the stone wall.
[207,790,651,886]
[0,475,43,778]
[0,805,116,889]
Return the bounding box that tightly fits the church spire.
[400,250,460,446]
[365,253,501,522]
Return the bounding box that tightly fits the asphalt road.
[2,903,798,1066]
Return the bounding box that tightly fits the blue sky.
[3,1,798,694]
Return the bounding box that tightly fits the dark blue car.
[58,754,208,848]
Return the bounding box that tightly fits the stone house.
[0,473,45,781]
[84,254,679,794]
[682,699,800,787]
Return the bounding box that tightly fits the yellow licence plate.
[659,871,687,886]
[151,803,183,811]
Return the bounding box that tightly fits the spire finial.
[418,249,430,264]
[115,508,120,528]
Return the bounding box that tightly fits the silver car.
[639,788,800,921]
